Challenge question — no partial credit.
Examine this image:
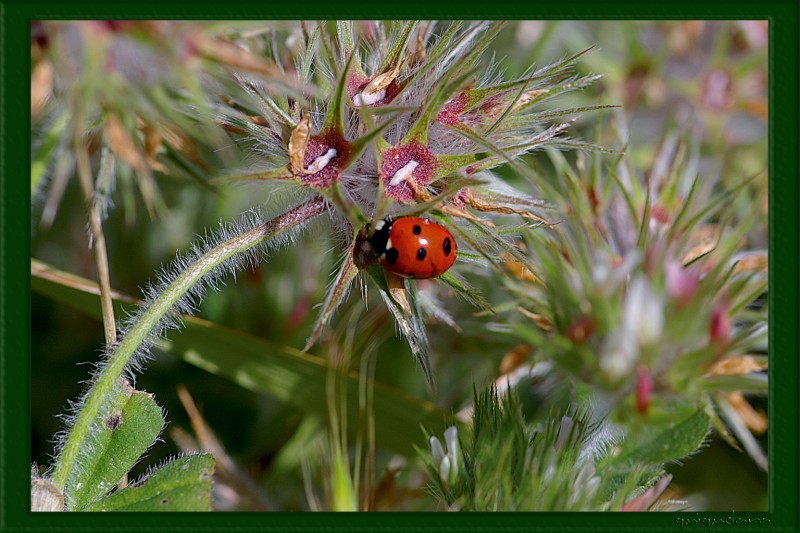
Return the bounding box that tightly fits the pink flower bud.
[709,299,731,352]
[664,260,699,307]
[635,365,652,414]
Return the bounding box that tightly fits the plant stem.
[51,197,327,489]
[75,142,117,346]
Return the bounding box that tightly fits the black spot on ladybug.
[443,237,452,256]
[416,247,427,261]
[385,248,399,265]
[104,412,122,431]
[412,224,422,235]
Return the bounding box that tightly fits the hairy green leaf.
[82,454,214,512]
[67,385,164,510]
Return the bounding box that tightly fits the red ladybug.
[368,216,457,279]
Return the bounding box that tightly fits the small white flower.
[430,426,461,487]
[623,274,664,346]
[444,426,459,474]
[430,435,445,465]
[599,327,639,381]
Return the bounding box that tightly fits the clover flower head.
[214,21,601,386]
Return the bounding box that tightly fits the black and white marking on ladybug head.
[367,217,393,258]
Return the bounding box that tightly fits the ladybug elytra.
[368,216,457,279]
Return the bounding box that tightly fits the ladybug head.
[366,217,393,255]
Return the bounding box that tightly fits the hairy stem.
[51,197,327,489]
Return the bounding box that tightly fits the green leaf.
[437,271,493,313]
[403,65,480,145]
[321,49,356,135]
[211,166,295,184]
[367,266,435,389]
[32,260,453,456]
[67,384,165,510]
[378,21,417,73]
[335,21,356,67]
[298,24,319,83]
[611,408,710,469]
[390,22,476,98]
[346,106,403,165]
[699,373,768,394]
[303,245,360,351]
[31,111,69,192]
[82,454,215,512]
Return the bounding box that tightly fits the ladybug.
[368,216,457,279]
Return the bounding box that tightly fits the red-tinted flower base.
[436,92,468,127]
[299,131,350,189]
[379,142,438,202]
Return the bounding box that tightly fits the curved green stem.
[51,197,327,489]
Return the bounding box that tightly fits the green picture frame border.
[4,1,797,531]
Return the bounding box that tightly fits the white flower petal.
[430,436,445,466]
[438,455,451,485]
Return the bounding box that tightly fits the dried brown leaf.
[31,478,64,512]
[501,252,538,283]
[289,111,313,175]
[142,124,169,174]
[465,189,553,225]
[498,344,531,375]
[410,21,432,65]
[31,60,53,116]
[517,306,551,330]
[105,114,149,173]
[512,89,549,111]
[733,254,768,274]
[161,124,208,170]
[386,271,412,318]
[363,61,402,96]
[725,391,768,435]
[681,224,719,264]
[191,32,282,77]
[709,355,768,376]
[439,203,490,224]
